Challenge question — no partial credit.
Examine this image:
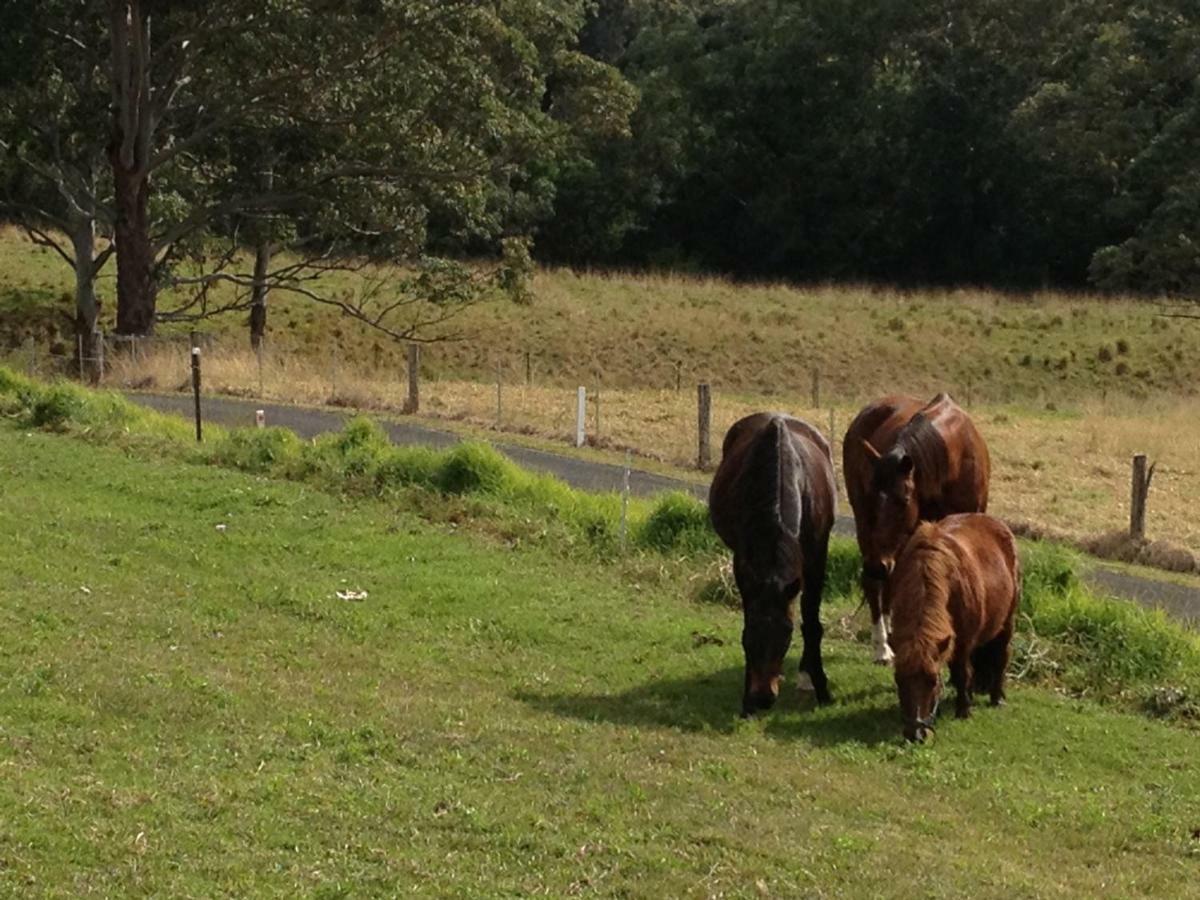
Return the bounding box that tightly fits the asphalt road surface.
[128,391,1199,627]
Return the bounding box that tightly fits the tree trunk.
[71,219,102,384]
[111,158,155,335]
[249,240,272,349]
[109,0,156,336]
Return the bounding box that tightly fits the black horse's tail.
[742,417,803,571]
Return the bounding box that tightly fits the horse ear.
[897,454,914,476]
[861,439,882,462]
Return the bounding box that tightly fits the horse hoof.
[796,672,815,693]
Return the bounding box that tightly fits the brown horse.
[887,514,1020,742]
[843,393,990,665]
[709,413,837,716]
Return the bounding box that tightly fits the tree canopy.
[4,0,1200,336]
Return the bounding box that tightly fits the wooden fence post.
[1130,454,1155,539]
[96,330,105,383]
[575,387,587,447]
[620,450,631,551]
[190,331,203,442]
[675,361,682,393]
[495,361,503,427]
[594,389,601,437]
[525,350,532,386]
[811,368,821,408]
[405,343,420,413]
[697,382,712,470]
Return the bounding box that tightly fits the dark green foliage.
[211,427,305,474]
[539,0,1200,301]
[637,491,718,555]
[435,442,518,496]
[24,383,85,430]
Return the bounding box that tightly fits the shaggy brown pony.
[843,393,990,666]
[886,514,1020,742]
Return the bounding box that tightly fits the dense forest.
[2,0,1198,346]
[548,0,1200,294]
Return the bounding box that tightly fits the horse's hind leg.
[950,656,974,719]
[970,646,994,699]
[797,536,833,704]
[987,628,1014,707]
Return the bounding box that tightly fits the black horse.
[709,413,837,716]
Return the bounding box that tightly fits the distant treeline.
[539,0,1200,294]
[3,1,1195,346]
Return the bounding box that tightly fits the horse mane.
[889,522,956,673]
[738,417,803,571]
[890,396,952,491]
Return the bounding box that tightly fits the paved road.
[128,391,1200,626]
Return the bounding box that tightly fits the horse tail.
[773,418,803,540]
[739,416,803,555]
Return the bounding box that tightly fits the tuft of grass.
[638,491,720,555]
[210,426,305,474]
[436,440,518,496]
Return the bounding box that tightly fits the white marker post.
[255,409,266,428]
[575,387,587,447]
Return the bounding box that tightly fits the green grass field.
[2,411,1200,895]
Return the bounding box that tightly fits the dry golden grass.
[96,340,1200,562]
[3,226,1197,563]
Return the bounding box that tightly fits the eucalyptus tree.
[0,1,112,377]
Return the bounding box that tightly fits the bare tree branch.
[22,225,76,267]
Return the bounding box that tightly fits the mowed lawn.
[0,427,1198,898]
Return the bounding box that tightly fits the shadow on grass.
[516,662,904,748]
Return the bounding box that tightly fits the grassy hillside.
[2,398,1200,894]
[3,227,1198,403]
[4,226,1199,563]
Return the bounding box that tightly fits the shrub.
[26,383,85,430]
[374,446,441,491]
[212,427,303,474]
[436,442,518,495]
[638,492,717,555]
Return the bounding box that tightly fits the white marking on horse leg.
[872,618,894,666]
[796,671,815,693]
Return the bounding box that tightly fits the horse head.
[735,557,799,717]
[862,439,920,576]
[894,635,950,742]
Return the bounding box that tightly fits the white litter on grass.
[336,590,369,602]
[215,523,227,533]
[79,585,91,595]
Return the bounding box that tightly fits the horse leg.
[797,538,832,704]
[970,646,993,698]
[950,655,973,719]
[862,568,892,665]
[989,628,1014,707]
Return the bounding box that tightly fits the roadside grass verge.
[3,416,1200,895]
[3,367,1199,727]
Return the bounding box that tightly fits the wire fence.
[2,330,1196,562]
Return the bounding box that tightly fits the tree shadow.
[515,663,906,748]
